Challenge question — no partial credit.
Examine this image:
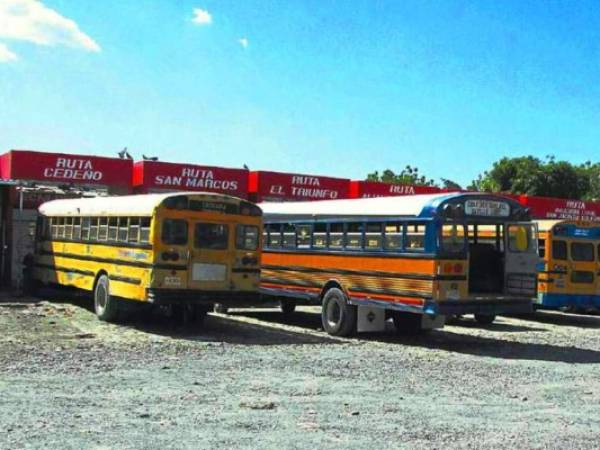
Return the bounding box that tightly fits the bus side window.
[296,224,311,249]
[64,217,73,239]
[128,218,140,243]
[552,240,567,260]
[89,218,99,241]
[106,217,119,241]
[81,217,91,241]
[346,223,364,250]
[50,217,58,239]
[73,217,81,241]
[538,239,546,258]
[98,217,109,241]
[57,217,65,238]
[118,218,129,242]
[384,222,403,251]
[268,224,281,247]
[406,223,426,251]
[329,223,344,249]
[140,218,151,243]
[312,223,327,249]
[365,223,382,250]
[283,224,296,248]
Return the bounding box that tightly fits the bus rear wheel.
[321,288,356,337]
[474,313,496,325]
[94,274,119,322]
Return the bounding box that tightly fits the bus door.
[189,221,233,291]
[505,223,538,296]
[568,239,596,296]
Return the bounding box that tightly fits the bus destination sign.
[465,199,510,217]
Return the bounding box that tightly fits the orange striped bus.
[259,193,538,336]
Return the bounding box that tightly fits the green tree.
[367,165,437,187]
[470,156,592,200]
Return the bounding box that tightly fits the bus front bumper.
[146,289,262,306]
[433,298,533,316]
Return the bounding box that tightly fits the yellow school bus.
[536,220,600,312]
[30,192,262,321]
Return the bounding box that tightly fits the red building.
[132,160,248,198]
[349,180,442,198]
[249,170,350,202]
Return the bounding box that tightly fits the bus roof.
[536,219,600,232]
[38,191,245,217]
[260,192,528,222]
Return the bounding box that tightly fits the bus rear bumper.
[434,298,533,316]
[146,289,262,306]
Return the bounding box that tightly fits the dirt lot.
[1,293,599,450]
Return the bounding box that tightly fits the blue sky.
[1,0,599,186]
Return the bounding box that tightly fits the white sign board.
[465,200,510,217]
[192,263,227,281]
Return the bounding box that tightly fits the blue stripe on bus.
[537,293,600,309]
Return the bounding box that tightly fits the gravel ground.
[1,294,599,450]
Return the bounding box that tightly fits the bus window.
[267,224,281,247]
[90,218,99,241]
[118,218,129,242]
[98,217,110,241]
[162,219,188,245]
[282,224,296,248]
[538,239,546,258]
[406,223,426,251]
[128,218,140,243]
[81,217,90,241]
[296,224,311,249]
[384,223,403,251]
[346,223,364,250]
[195,223,228,249]
[571,242,594,262]
[572,271,594,284]
[57,217,65,238]
[508,225,532,252]
[236,224,259,250]
[365,223,382,250]
[140,217,151,243]
[65,217,73,239]
[312,223,327,249]
[329,223,344,249]
[552,240,567,260]
[73,217,82,241]
[441,223,466,253]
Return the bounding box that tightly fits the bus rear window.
[571,242,594,262]
[441,224,466,253]
[508,225,533,252]
[195,223,228,249]
[552,240,567,260]
[162,219,188,245]
[236,225,258,250]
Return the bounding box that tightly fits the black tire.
[194,305,210,325]
[94,274,119,322]
[321,288,356,336]
[214,303,229,314]
[280,299,296,316]
[474,313,496,325]
[392,312,427,334]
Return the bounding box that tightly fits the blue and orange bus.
[259,192,539,336]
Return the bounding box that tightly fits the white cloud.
[0,0,100,54]
[0,42,17,62]
[192,8,212,25]
[238,37,248,49]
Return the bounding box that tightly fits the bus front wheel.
[94,274,119,322]
[321,288,356,337]
[474,314,496,325]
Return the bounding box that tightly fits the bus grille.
[506,274,537,296]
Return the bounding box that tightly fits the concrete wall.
[11,209,37,289]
